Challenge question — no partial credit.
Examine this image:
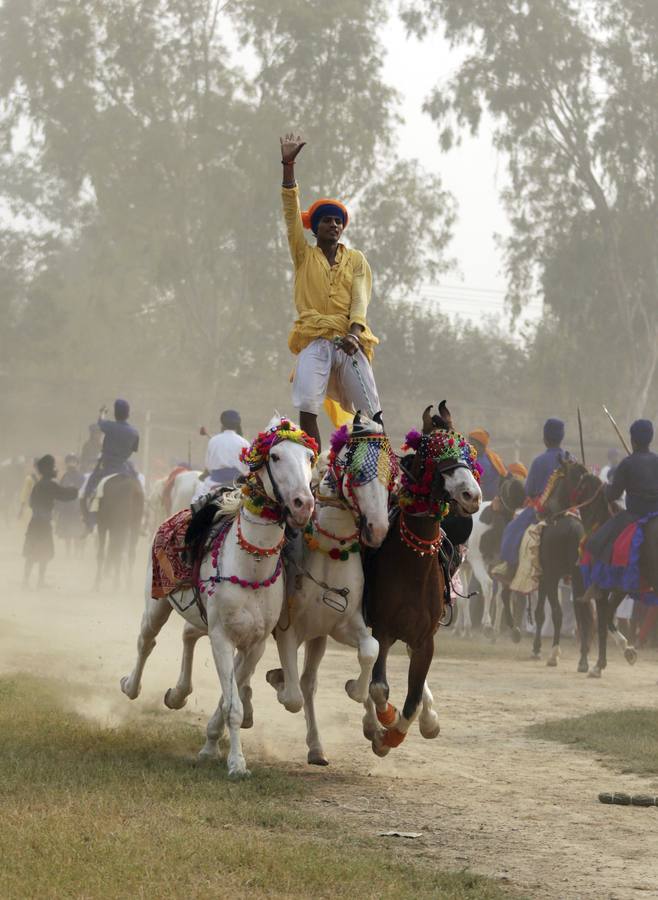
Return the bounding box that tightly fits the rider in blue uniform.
[586,419,658,562]
[83,399,139,524]
[499,418,570,574]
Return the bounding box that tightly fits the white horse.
[266,414,396,766]
[120,416,316,778]
[146,468,202,532]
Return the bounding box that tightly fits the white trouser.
[292,338,380,416]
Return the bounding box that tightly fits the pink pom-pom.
[230,575,239,584]
[330,424,350,455]
[404,428,422,450]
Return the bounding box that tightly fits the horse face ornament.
[327,414,398,547]
[241,417,318,529]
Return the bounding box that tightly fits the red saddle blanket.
[152,508,194,599]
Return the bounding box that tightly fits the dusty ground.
[2,526,657,900]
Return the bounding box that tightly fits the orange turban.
[301,198,349,234]
[469,428,507,477]
[508,462,528,479]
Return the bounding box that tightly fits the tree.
[403,0,658,418]
[0,0,457,433]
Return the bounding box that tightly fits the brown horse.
[570,468,658,677]
[96,474,144,588]
[362,403,481,756]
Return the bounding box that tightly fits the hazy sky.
[382,15,542,326]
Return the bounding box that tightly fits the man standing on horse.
[82,399,140,526]
[497,418,571,581]
[280,133,380,449]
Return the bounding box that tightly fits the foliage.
[402,0,658,417]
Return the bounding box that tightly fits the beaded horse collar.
[398,428,480,520]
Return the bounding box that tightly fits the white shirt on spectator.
[205,429,249,475]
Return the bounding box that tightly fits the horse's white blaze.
[443,467,482,514]
[260,438,315,528]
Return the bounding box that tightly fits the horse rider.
[82,399,139,526]
[193,409,250,502]
[497,418,571,581]
[585,419,658,572]
[23,454,78,589]
[468,428,507,501]
[280,132,380,449]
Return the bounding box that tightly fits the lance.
[577,406,586,466]
[602,405,631,456]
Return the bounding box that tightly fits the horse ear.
[422,405,434,434]
[353,410,362,426]
[438,400,453,429]
[373,410,383,425]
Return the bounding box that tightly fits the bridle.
[321,432,399,531]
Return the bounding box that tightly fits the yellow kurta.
[282,186,379,361]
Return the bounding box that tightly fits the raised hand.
[280,133,306,164]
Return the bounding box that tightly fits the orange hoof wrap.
[382,728,406,748]
[376,703,397,727]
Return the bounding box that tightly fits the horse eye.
[271,453,279,463]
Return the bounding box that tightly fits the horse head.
[422,404,481,517]
[247,415,317,529]
[326,412,397,548]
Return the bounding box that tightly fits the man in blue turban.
[498,418,570,577]
[586,419,658,565]
[82,399,140,526]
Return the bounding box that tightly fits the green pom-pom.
[350,543,360,553]
[340,550,350,561]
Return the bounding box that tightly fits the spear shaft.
[602,405,631,456]
[577,407,586,466]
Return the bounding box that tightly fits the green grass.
[528,707,658,776]
[0,675,507,899]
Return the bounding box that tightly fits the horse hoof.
[228,767,251,780]
[529,652,541,661]
[624,647,638,666]
[577,659,589,674]
[419,714,440,740]
[164,688,187,710]
[482,624,495,641]
[511,627,522,644]
[307,750,329,766]
[197,748,219,764]
[546,647,560,667]
[371,735,391,757]
[588,666,602,679]
[241,712,253,729]
[120,676,139,700]
[265,668,284,689]
[345,679,366,703]
[362,718,379,742]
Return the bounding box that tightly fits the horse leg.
[300,636,329,766]
[589,593,611,678]
[532,585,546,659]
[234,640,267,731]
[607,591,638,666]
[267,623,303,713]
[480,571,495,639]
[164,621,206,709]
[372,635,434,754]
[572,567,591,672]
[95,525,106,589]
[120,594,173,699]
[546,577,562,667]
[204,624,248,778]
[363,635,392,749]
[418,679,441,739]
[344,622,379,704]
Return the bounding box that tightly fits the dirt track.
[1,529,657,900]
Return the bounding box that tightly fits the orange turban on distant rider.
[508,461,528,480]
[301,199,349,234]
[468,428,507,477]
